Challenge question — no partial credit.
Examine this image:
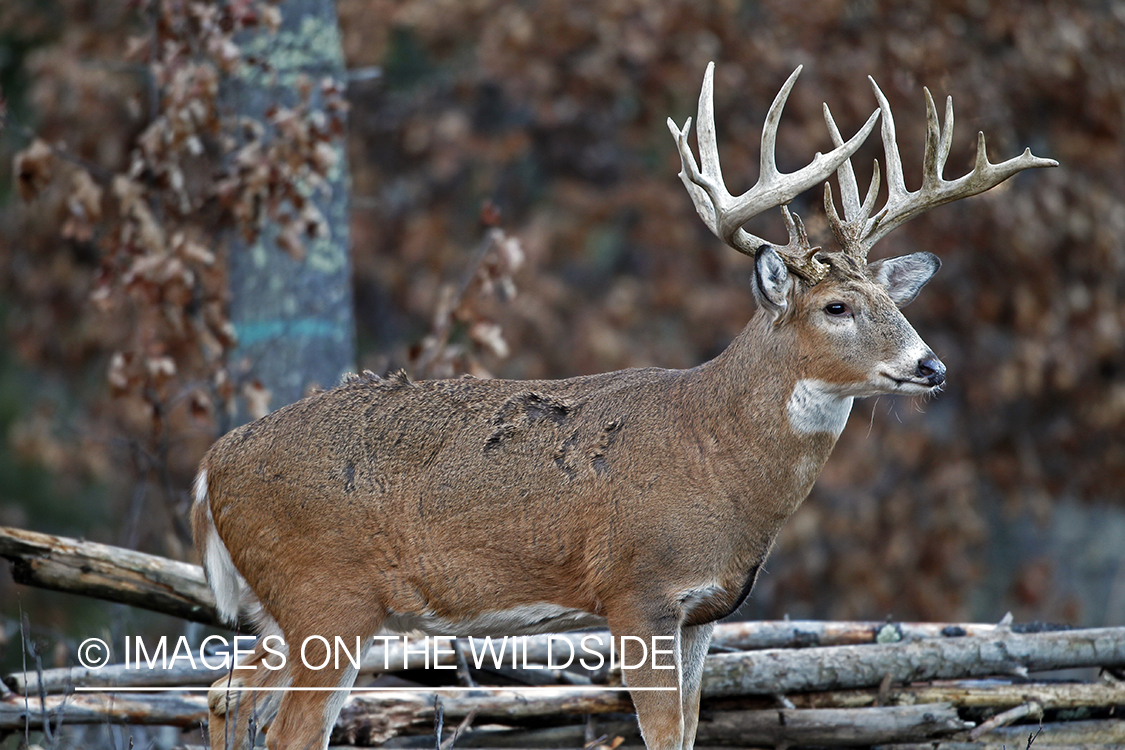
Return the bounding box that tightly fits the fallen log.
[0,687,637,736]
[879,719,1125,747]
[7,660,229,696]
[880,746,1116,750]
[7,636,593,694]
[704,627,1125,695]
[702,704,971,746]
[0,526,225,628]
[973,717,1125,744]
[708,619,1054,650]
[0,691,208,730]
[10,628,1125,706]
[787,679,1125,711]
[12,675,1122,737]
[7,681,1120,747]
[362,720,644,749]
[1,686,636,734]
[334,688,634,745]
[336,702,971,747]
[15,621,1094,696]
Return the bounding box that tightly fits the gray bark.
[333,689,635,745]
[7,659,229,696]
[223,0,355,423]
[973,719,1125,744]
[703,627,1125,695]
[0,691,207,730]
[708,618,1042,649]
[702,704,971,746]
[880,746,1113,750]
[0,525,222,628]
[790,679,1125,711]
[877,719,1125,748]
[4,685,1121,746]
[335,700,970,747]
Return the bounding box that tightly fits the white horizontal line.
[73,686,673,693]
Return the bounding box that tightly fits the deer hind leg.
[678,622,714,750]
[612,605,684,750]
[207,635,289,750]
[262,611,382,750]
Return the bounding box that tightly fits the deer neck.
[686,311,854,519]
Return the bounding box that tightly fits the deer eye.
[824,302,851,317]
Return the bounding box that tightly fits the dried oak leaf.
[276,222,306,261]
[470,321,509,358]
[189,389,213,421]
[242,379,272,420]
[14,138,54,201]
[107,351,139,393]
[62,169,104,241]
[146,355,177,386]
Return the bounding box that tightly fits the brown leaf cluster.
[217,75,348,261]
[409,220,526,379]
[1,0,349,553]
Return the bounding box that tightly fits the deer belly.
[384,602,606,637]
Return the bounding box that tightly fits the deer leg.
[678,621,713,750]
[207,636,289,750]
[263,657,359,750]
[612,607,684,750]
[263,614,381,750]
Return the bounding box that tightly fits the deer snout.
[916,355,946,387]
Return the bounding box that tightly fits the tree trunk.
[223,0,355,425]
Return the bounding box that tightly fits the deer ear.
[869,252,941,307]
[753,246,791,315]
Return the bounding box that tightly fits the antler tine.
[822,103,860,218]
[841,77,1059,259]
[668,63,880,281]
[931,89,956,183]
[780,205,810,254]
[667,64,729,246]
[753,65,806,209]
[870,77,909,208]
[823,102,881,250]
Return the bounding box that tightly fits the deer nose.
[916,356,946,387]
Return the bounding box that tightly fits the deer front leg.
[678,622,713,750]
[612,606,684,750]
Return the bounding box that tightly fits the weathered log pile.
[3,525,1125,748]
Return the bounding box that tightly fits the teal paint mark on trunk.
[235,318,348,346]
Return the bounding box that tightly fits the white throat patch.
[787,379,854,436]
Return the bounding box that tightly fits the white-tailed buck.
[192,63,1055,750]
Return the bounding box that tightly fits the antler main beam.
[668,63,880,282]
[824,79,1059,260]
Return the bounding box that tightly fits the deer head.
[668,63,1055,410]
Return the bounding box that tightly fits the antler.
[668,63,880,283]
[824,79,1059,262]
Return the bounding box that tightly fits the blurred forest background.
[1,0,1123,674]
